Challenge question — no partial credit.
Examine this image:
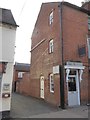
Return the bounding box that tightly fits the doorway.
[67,70,80,106]
[40,76,44,99]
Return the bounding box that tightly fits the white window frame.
[18,72,24,78]
[87,38,90,59]
[49,39,53,53]
[49,11,53,25]
[50,74,54,93]
[88,16,90,30]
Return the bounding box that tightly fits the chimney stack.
[81,0,90,10]
[81,1,85,5]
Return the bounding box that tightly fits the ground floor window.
[49,73,54,93]
[87,38,90,58]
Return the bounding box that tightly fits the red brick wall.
[30,3,89,106]
[62,6,88,61]
[13,67,30,95]
[15,72,30,95]
[82,1,90,103]
[62,5,89,104]
[30,3,61,106]
[19,72,30,95]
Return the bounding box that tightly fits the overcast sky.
[0,0,84,64]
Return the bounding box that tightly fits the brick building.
[30,1,90,107]
[13,62,30,94]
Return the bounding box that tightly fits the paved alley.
[10,93,58,118]
[10,93,89,118]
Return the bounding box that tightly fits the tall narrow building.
[0,8,18,117]
[30,1,90,107]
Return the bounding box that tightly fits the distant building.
[30,1,90,107]
[13,62,30,95]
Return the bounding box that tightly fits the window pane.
[50,74,54,93]
[88,16,90,23]
[88,24,90,30]
[18,72,23,78]
[88,38,90,59]
[88,16,90,30]
[49,39,53,53]
[68,77,76,91]
[49,11,53,25]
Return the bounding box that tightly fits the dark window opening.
[69,70,76,75]
[88,16,90,30]
[68,77,76,91]
[78,45,86,57]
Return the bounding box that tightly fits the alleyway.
[10,93,88,118]
[10,93,58,118]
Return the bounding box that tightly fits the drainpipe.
[59,2,65,109]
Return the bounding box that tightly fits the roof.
[62,2,90,15]
[14,62,30,72]
[0,8,18,27]
[42,1,90,15]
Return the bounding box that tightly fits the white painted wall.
[0,24,16,112]
[0,25,16,62]
[0,25,2,60]
[0,63,14,111]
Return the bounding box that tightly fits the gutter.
[59,2,65,109]
[59,2,64,64]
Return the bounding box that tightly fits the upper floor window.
[87,38,90,59]
[88,16,90,30]
[49,11,53,25]
[18,72,24,79]
[78,45,86,57]
[49,39,53,53]
[49,74,54,93]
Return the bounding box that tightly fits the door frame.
[67,70,80,106]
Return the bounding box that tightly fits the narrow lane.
[10,93,88,118]
[10,93,58,118]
